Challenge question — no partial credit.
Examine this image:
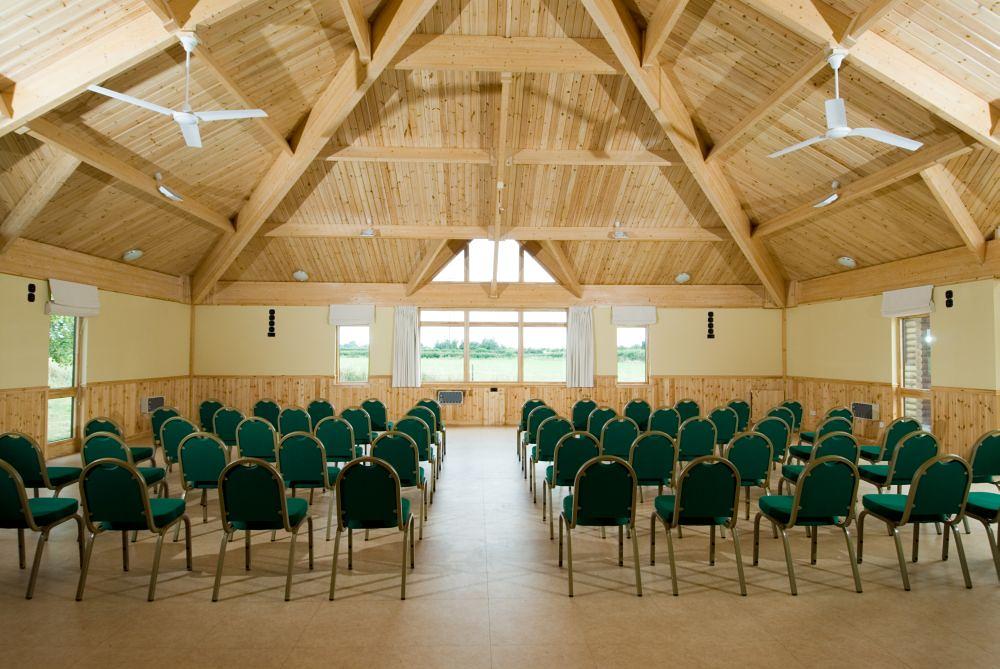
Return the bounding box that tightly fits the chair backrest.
[178,433,228,490]
[315,417,357,461]
[628,431,676,484]
[252,399,281,429]
[725,432,773,484]
[568,456,637,526]
[552,432,601,487]
[672,456,739,524]
[161,416,197,464]
[279,432,330,488]
[571,399,598,431]
[361,398,390,431]
[623,399,652,431]
[780,400,803,430]
[708,406,739,445]
[340,407,373,445]
[519,399,546,430]
[813,431,859,463]
[395,416,432,461]
[792,456,859,525]
[675,398,700,423]
[150,407,180,446]
[586,406,617,440]
[307,399,336,427]
[817,416,853,439]
[752,416,790,462]
[649,407,681,439]
[213,407,244,446]
[767,405,796,430]
[416,398,443,428]
[535,416,573,462]
[218,459,293,532]
[371,432,421,487]
[600,417,640,459]
[0,460,33,529]
[335,457,406,530]
[879,416,923,461]
[887,431,939,484]
[903,455,972,524]
[236,417,278,460]
[198,399,224,432]
[279,406,312,436]
[677,417,717,460]
[825,406,853,422]
[969,429,1000,480]
[407,405,438,433]
[82,432,132,465]
[0,432,46,488]
[85,416,122,438]
[527,405,557,442]
[79,459,152,530]
[727,399,751,432]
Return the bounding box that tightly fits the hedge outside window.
[338,325,370,383]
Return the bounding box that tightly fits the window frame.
[46,315,82,448]
[615,325,649,385]
[336,324,371,385]
[429,240,555,284]
[895,314,932,429]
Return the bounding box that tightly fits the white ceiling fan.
[87,32,266,148]
[769,48,923,159]
[814,180,840,208]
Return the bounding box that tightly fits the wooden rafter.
[27,118,234,235]
[321,145,678,165]
[190,0,440,304]
[842,0,905,47]
[642,0,689,68]
[406,239,468,296]
[0,152,80,254]
[920,164,987,264]
[339,0,373,63]
[491,72,515,298]
[579,0,788,306]
[511,149,676,166]
[521,240,582,298]
[266,223,729,242]
[753,134,977,238]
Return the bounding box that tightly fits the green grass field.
[46,397,73,442]
[339,355,370,382]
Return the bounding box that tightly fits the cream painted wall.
[371,307,394,376]
[930,280,997,390]
[593,307,617,376]
[0,274,50,389]
[649,308,782,376]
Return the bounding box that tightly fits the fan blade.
[194,109,268,122]
[768,135,827,158]
[848,127,923,151]
[178,122,202,148]
[87,85,175,117]
[813,193,839,208]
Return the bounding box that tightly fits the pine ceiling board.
[565,240,759,285]
[0,134,56,217]
[878,0,998,102]
[941,147,1000,238]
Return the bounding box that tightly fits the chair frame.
[86,416,156,466]
[674,398,700,422]
[860,416,921,464]
[599,416,641,461]
[531,415,573,508]
[176,432,229,534]
[649,406,682,438]
[516,399,546,461]
[725,431,774,519]
[198,399,225,432]
[727,399,752,431]
[628,430,678,503]
[544,431,600,540]
[417,397,446,464]
[314,416,358,466]
[859,430,939,493]
[235,416,279,462]
[963,493,999,581]
[371,431,427,540]
[278,431,340,540]
[585,406,618,442]
[571,398,598,432]
[252,398,282,425]
[0,431,79,498]
[212,406,244,448]
[395,415,437,505]
[708,405,740,451]
[308,398,336,426]
[407,405,442,482]
[159,416,197,471]
[361,397,392,433]
[676,416,718,465]
[150,406,181,447]
[278,406,313,436]
[751,416,791,475]
[522,405,557,478]
[341,406,374,449]
[779,431,858,495]
[623,398,652,430]
[82,431,169,499]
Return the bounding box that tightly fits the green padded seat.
[780,464,804,483]
[229,497,309,531]
[799,431,815,443]
[97,498,185,531]
[327,465,341,482]
[858,464,890,485]
[45,466,82,487]
[562,494,629,527]
[965,492,1000,518]
[653,494,727,526]
[344,497,411,530]
[859,444,881,461]
[3,498,79,528]
[282,465,344,489]
[130,446,154,462]
[972,473,998,484]
[138,467,166,486]
[757,495,840,526]
[788,444,813,460]
[861,494,947,523]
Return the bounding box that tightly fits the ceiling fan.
[814,180,840,208]
[87,32,266,148]
[769,48,923,159]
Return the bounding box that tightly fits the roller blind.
[881,285,933,318]
[611,305,657,326]
[328,304,374,326]
[46,279,100,317]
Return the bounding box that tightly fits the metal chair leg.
[981,519,1000,581]
[307,517,314,570]
[731,525,747,596]
[148,530,167,601]
[558,513,564,567]
[284,527,299,601]
[709,525,716,566]
[618,525,624,567]
[410,516,415,569]
[752,513,762,566]
[649,513,656,566]
[630,523,642,597]
[857,511,867,563]
[17,528,25,568]
[419,486,425,540]
[565,518,574,597]
[779,528,797,595]
[841,526,863,593]
[810,525,818,565]
[348,528,353,570]
[548,484,555,540]
[400,521,408,601]
[245,529,251,571]
[174,490,188,542]
[664,523,679,596]
[541,478,547,521]
[329,529,342,600]
[25,530,49,600]
[122,531,130,571]
[183,516,192,570]
[211,531,230,602]
[326,493,336,541]
[76,531,97,601]
[201,489,208,523]
[949,522,972,589]
[891,527,911,591]
[963,516,971,535]
[74,515,85,567]
[912,523,920,563]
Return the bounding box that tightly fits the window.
[898,315,932,429]
[616,327,647,383]
[419,310,567,383]
[430,239,555,283]
[47,315,78,443]
[338,326,370,383]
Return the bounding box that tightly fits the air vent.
[437,390,464,405]
[140,396,165,414]
[851,402,879,421]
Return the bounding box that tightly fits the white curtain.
[46,279,100,317]
[392,305,421,388]
[566,305,594,388]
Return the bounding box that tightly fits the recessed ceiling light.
[121,249,143,262]
[612,229,628,240]
[813,193,839,208]
[292,269,309,282]
[837,256,856,269]
[675,272,691,284]
[359,228,376,238]
[154,172,183,202]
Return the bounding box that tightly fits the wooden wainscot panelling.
[785,376,894,441]
[931,386,1000,459]
[0,386,47,447]
[655,376,785,422]
[82,376,191,440]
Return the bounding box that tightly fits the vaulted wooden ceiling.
[0,0,996,306]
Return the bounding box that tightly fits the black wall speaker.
[945,289,954,309]
[707,311,715,339]
[267,308,276,337]
[27,283,36,303]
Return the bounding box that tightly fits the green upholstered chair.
[675,398,700,423]
[76,459,192,602]
[150,407,180,449]
[858,455,973,590]
[789,416,852,461]
[0,431,80,498]
[859,431,939,493]
[212,406,244,451]
[212,458,313,602]
[708,406,739,451]
[371,432,427,539]
[522,405,557,478]
[726,432,773,519]
[859,417,921,464]
[799,406,853,444]
[329,457,414,600]
[969,429,1000,486]
[677,416,717,464]
[252,399,281,430]
[586,406,617,441]
[308,399,336,428]
[571,399,598,431]
[82,432,168,499]
[278,432,340,539]
[160,416,196,471]
[235,417,278,462]
[0,460,83,599]
[340,407,374,449]
[752,416,791,470]
[727,399,751,432]
[600,417,641,461]
[650,456,746,596]
[198,399,224,432]
[629,431,677,502]
[753,455,862,595]
[780,400,804,432]
[315,417,362,465]
[559,456,642,597]
[417,398,446,461]
[544,432,600,540]
[176,432,228,534]
[964,492,999,580]
[649,407,681,439]
[395,415,437,503]
[767,406,796,433]
[279,406,312,437]
[624,399,652,431]
[408,405,441,474]
[85,417,155,466]
[361,398,392,432]
[780,432,858,494]
[517,399,547,459]
[530,416,573,507]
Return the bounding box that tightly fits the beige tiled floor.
[2,427,998,668]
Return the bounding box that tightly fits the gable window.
[431,239,555,283]
[897,315,932,429]
[337,325,370,383]
[47,315,79,443]
[616,327,648,384]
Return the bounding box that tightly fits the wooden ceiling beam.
[190,0,439,304]
[512,148,676,166]
[579,0,788,306]
[339,0,373,63]
[321,145,678,165]
[920,164,987,264]
[0,153,81,255]
[642,1,689,68]
[27,117,234,235]
[754,134,977,238]
[266,223,729,242]
[406,239,468,296]
[521,240,583,298]
[842,0,906,47]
